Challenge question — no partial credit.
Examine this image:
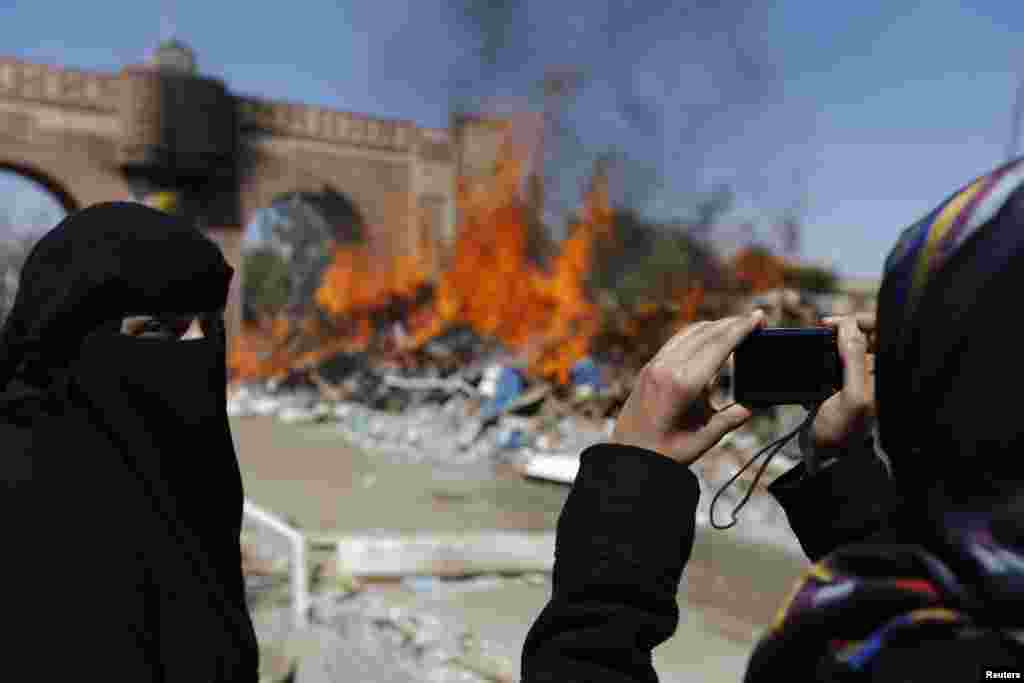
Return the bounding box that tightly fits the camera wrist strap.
[709,401,824,530]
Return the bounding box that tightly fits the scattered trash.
[495,428,525,450]
[278,402,331,424]
[401,576,443,594]
[230,295,835,567]
[570,356,605,393]
[520,573,549,587]
[300,589,509,683]
[230,303,841,681]
[477,365,525,422]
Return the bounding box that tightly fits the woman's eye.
[140,321,173,336]
[124,314,206,338]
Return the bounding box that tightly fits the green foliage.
[590,208,716,309]
[784,263,839,294]
[242,246,291,322]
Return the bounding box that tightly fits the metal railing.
[243,499,310,629]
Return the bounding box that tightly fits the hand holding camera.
[609,309,876,469]
[734,311,876,456]
[808,313,876,455]
[610,311,767,466]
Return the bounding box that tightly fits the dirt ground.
[231,416,808,682]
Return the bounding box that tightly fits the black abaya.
[0,202,258,682]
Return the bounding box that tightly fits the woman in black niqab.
[0,202,258,681]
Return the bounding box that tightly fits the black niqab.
[1,202,258,681]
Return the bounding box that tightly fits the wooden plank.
[330,531,556,578]
[520,454,580,485]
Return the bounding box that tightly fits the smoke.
[442,0,786,224]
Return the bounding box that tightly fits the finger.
[824,312,876,332]
[650,314,763,406]
[687,312,766,389]
[854,312,877,333]
[651,320,711,364]
[684,402,755,456]
[824,313,877,352]
[836,316,870,411]
[649,318,726,375]
[852,313,878,352]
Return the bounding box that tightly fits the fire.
[412,129,612,385]
[732,246,787,293]
[229,317,294,380]
[229,114,698,386]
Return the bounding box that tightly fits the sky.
[0,0,1023,280]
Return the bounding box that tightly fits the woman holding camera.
[523,159,1024,681]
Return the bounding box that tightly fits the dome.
[150,38,197,74]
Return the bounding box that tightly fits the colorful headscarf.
[743,159,1024,679]
[881,157,1024,346]
[875,155,1024,481]
[744,512,1024,680]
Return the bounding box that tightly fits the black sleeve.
[767,436,898,563]
[521,444,701,683]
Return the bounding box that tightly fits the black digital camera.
[733,327,842,407]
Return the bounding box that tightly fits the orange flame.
[409,128,613,385]
[733,246,787,293]
[229,114,707,386]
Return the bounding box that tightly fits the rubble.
[231,298,874,682]
[298,587,522,683]
[229,287,869,568]
[233,374,803,556]
[382,374,479,397]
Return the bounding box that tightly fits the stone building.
[0,39,509,340]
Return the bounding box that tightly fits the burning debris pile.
[229,288,834,558]
[228,116,866,558]
[231,126,620,388]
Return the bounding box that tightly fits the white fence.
[243,499,310,629]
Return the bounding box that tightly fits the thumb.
[837,318,869,408]
[690,402,754,456]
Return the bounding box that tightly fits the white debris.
[250,396,282,417]
[522,454,580,484]
[231,379,807,557]
[279,405,328,424]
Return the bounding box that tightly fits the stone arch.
[0,164,75,325]
[241,186,366,324]
[0,161,80,215]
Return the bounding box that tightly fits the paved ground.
[231,416,567,534]
[231,416,808,682]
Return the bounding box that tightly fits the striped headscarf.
[875,156,1024,475]
[881,158,1024,345]
[745,510,1024,680]
[743,159,1024,679]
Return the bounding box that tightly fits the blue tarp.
[570,357,606,392]
[479,366,525,422]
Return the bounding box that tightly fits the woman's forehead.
[122,310,223,319]
[122,312,205,319]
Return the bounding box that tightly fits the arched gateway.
[0,40,506,341]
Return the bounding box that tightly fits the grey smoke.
[441,0,786,225]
